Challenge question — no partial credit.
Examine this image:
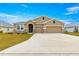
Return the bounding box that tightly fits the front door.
[28,24,33,33]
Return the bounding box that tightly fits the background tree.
[74,26,78,32]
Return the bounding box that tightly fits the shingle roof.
[14,22,26,25]
[32,16,64,24]
[14,16,64,25]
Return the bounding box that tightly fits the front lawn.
[0,33,32,51]
[64,32,79,36]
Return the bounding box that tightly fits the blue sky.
[0,3,79,24]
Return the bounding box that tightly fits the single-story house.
[64,22,79,32]
[14,16,64,33]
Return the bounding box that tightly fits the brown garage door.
[35,28,43,33]
[46,26,62,33]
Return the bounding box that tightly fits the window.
[21,27,24,30]
[53,20,55,24]
[21,25,24,30]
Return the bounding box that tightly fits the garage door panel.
[46,26,62,33]
[35,28,43,33]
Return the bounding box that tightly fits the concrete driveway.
[1,33,79,54]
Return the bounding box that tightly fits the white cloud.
[0,13,16,17]
[60,19,71,24]
[0,13,36,24]
[0,13,41,24]
[20,4,28,8]
[65,6,79,15]
[0,13,19,24]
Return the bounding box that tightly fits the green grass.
[64,32,79,36]
[0,33,32,51]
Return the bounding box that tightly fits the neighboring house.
[0,26,3,33]
[2,25,13,33]
[64,22,79,32]
[24,16,64,33]
[14,22,26,33]
[0,20,14,33]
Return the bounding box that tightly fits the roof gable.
[33,16,52,24]
[44,19,64,25]
[25,16,64,25]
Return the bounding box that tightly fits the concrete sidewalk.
[1,33,79,54]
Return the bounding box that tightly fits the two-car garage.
[46,26,63,33]
[35,26,63,33]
